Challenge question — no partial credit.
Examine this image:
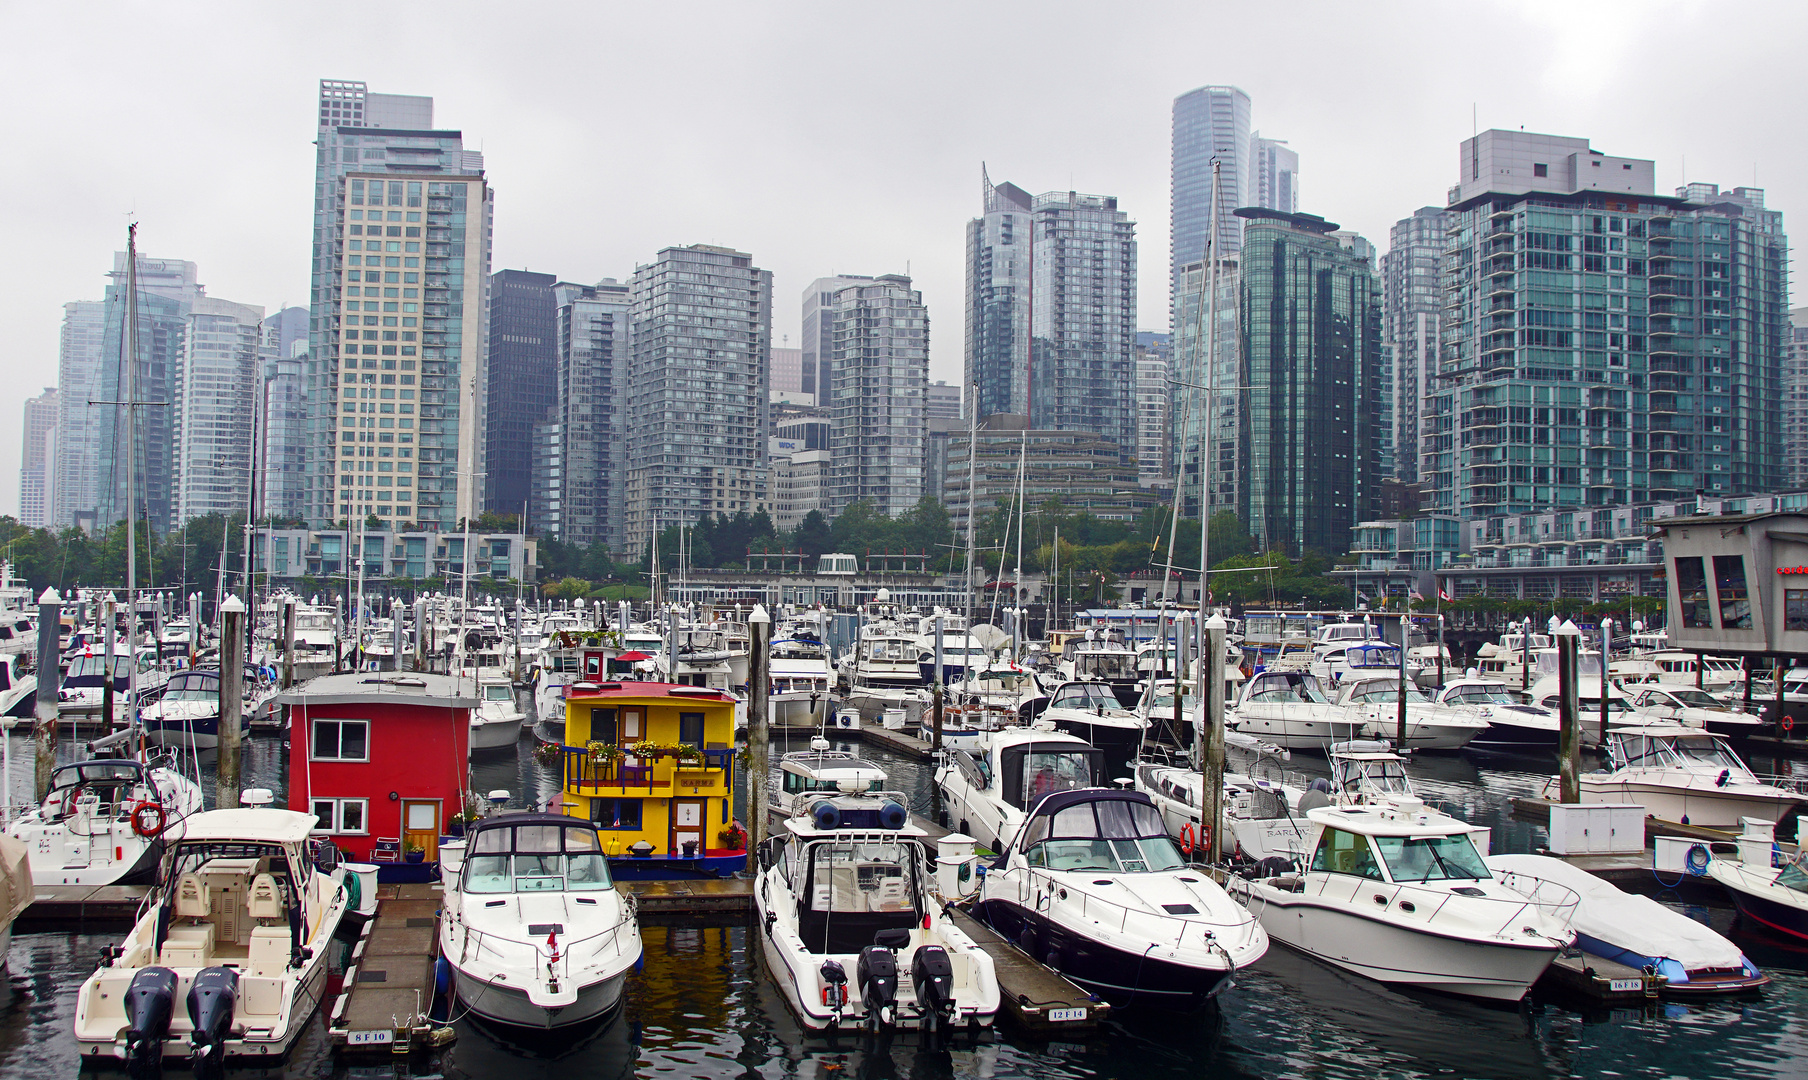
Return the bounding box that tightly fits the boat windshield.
[463,822,614,893]
[162,673,219,702]
[1345,684,1435,705]
[1073,653,1134,679]
[1020,797,1184,873]
[483,684,514,702]
[1022,750,1096,805]
[1777,859,1808,895]
[1048,683,1121,711]
[806,840,918,914]
[1447,686,1524,706]
[1249,675,1331,704]
[1668,689,1725,709]
[1372,833,1489,882]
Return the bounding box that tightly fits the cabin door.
[671,799,705,858]
[402,800,441,861]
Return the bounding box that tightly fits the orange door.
[671,799,705,857]
[402,800,441,860]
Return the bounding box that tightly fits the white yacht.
[935,723,1103,852]
[1434,679,1559,752]
[0,652,37,719]
[9,756,203,886]
[1541,725,1807,827]
[140,668,248,751]
[974,788,1267,1008]
[754,784,1000,1033]
[1309,640,1403,688]
[1624,685,1764,741]
[772,737,888,819]
[1230,669,1364,750]
[1055,632,1140,707]
[1135,743,1309,866]
[1035,680,1148,777]
[439,814,642,1030]
[73,808,352,1070]
[471,673,525,752]
[1331,675,1490,752]
[1224,795,1574,1002]
[770,634,833,728]
[1632,649,1745,693]
[288,606,340,680]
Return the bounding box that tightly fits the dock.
[1541,951,1664,1002]
[623,877,752,922]
[20,883,148,926]
[944,906,1108,1035]
[859,724,935,759]
[329,883,445,1055]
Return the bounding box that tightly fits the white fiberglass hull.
[1574,776,1802,829]
[470,716,521,751]
[453,967,626,1030]
[772,693,828,728]
[1231,709,1370,751]
[1237,884,1560,1001]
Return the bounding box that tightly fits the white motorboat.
[773,737,888,819]
[1490,853,1768,994]
[0,652,36,719]
[1228,670,1358,750]
[934,723,1104,852]
[1541,726,1807,827]
[1035,680,1148,777]
[288,606,340,680]
[1309,640,1403,688]
[1708,852,1808,943]
[1332,675,1490,752]
[974,787,1268,1008]
[439,814,642,1030]
[1624,685,1765,741]
[1055,632,1140,707]
[770,634,833,728]
[1628,649,1744,693]
[754,784,1000,1033]
[471,673,525,752]
[1224,795,1575,1001]
[847,629,927,690]
[73,808,352,1070]
[58,649,138,726]
[1135,751,1309,866]
[1434,679,1558,752]
[9,756,203,886]
[140,668,247,751]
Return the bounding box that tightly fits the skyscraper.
[925,381,962,422]
[1236,208,1383,555]
[485,269,558,516]
[1425,130,1788,518]
[172,296,265,526]
[1381,207,1451,485]
[624,245,772,548]
[1171,86,1251,307]
[261,307,309,523]
[1029,190,1138,461]
[1786,308,1808,488]
[826,274,929,517]
[804,276,870,410]
[53,300,106,529]
[964,172,1033,421]
[1250,134,1299,213]
[540,278,631,547]
[1170,255,1239,520]
[19,388,57,528]
[770,346,805,398]
[307,79,490,529]
[1134,332,1172,488]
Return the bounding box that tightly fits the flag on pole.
[1409,590,1424,602]
[1438,588,1453,602]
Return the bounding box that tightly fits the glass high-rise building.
[804,275,873,411]
[1236,208,1383,555]
[1786,308,1808,489]
[261,307,309,524]
[540,279,631,548]
[1171,86,1251,315]
[1029,190,1138,462]
[53,300,106,529]
[1381,207,1450,485]
[826,274,928,518]
[18,388,57,528]
[624,245,772,549]
[964,171,1033,421]
[307,79,490,529]
[1425,130,1788,518]
[1250,134,1299,214]
[485,269,558,516]
[1134,332,1172,487]
[1170,256,1240,520]
[172,296,265,526]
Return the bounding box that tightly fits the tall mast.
[962,382,979,631]
[124,224,140,723]
[1198,158,1221,620]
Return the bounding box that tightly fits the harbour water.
[4,728,1806,1079]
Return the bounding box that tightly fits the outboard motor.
[186,966,239,1077]
[819,959,849,1025]
[123,966,178,1080]
[911,944,955,1032]
[857,931,905,1030]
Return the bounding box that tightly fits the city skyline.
[3,4,1804,516]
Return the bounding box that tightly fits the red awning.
[614,651,652,662]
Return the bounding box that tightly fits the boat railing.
[452,890,638,968]
[1026,867,1260,953]
[1750,771,1808,795]
[1304,869,1580,939]
[560,745,732,790]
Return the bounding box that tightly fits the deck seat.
[161,923,215,967]
[247,926,291,976]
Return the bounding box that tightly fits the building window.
[679,711,705,747]
[1533,163,1549,178]
[1713,555,1751,629]
[1786,589,1808,632]
[312,718,370,761]
[590,797,642,830]
[310,797,369,834]
[1674,557,1711,628]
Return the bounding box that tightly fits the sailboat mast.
[963,383,979,631]
[1198,158,1221,621]
[124,224,140,722]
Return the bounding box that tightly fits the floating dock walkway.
[330,883,445,1055]
[19,883,148,927]
[944,907,1109,1035]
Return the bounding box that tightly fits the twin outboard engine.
[911,945,955,1031]
[123,966,179,1079]
[186,966,239,1077]
[857,928,910,1030]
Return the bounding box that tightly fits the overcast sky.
[1,0,1801,517]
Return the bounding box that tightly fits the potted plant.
[675,743,702,766]
[405,843,426,864]
[718,821,746,851]
[532,741,565,768]
[586,740,621,766]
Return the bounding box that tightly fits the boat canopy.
[462,814,614,893]
[1013,789,1184,873]
[1000,741,1104,811]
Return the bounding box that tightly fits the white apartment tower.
[826,274,929,518]
[19,388,57,528]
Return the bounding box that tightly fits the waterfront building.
[172,297,265,526]
[485,269,558,518]
[307,79,491,530]
[826,274,928,518]
[53,300,106,529]
[1236,208,1383,556]
[1134,332,1172,487]
[1250,134,1299,213]
[1170,256,1240,521]
[802,276,868,408]
[1171,84,1251,297]
[1424,130,1788,518]
[539,279,631,549]
[964,172,1033,421]
[1028,190,1138,462]
[942,415,1157,534]
[253,527,535,583]
[624,245,772,549]
[18,388,57,528]
[926,380,962,422]
[1382,207,1452,485]
[261,307,310,524]
[1786,308,1808,488]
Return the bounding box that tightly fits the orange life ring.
[1179,822,1197,855]
[130,801,165,838]
[1784,715,1795,733]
